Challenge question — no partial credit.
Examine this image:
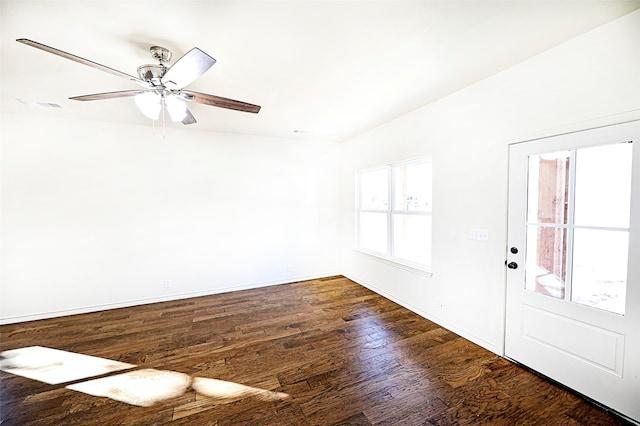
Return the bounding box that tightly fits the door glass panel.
[574,143,632,228]
[526,225,567,299]
[525,142,631,314]
[572,229,628,315]
[527,151,570,224]
[526,150,570,299]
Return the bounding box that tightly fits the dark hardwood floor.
[0,276,631,425]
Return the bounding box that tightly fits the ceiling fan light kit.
[164,96,188,122]
[15,39,261,128]
[134,92,162,120]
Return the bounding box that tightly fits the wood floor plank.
[0,276,633,425]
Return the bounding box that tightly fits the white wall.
[0,115,340,323]
[337,10,640,354]
[2,10,639,353]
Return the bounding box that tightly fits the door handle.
[507,262,518,269]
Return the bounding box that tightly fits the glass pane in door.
[527,151,571,224]
[526,225,567,298]
[574,143,632,228]
[571,142,632,314]
[524,142,632,312]
[572,229,629,314]
[526,151,571,298]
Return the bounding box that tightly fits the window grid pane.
[359,168,389,211]
[392,213,431,265]
[358,212,388,254]
[393,162,432,212]
[357,158,432,269]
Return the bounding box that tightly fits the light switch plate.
[468,228,489,242]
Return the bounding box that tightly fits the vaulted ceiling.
[2,1,639,142]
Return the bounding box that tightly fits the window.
[356,157,432,270]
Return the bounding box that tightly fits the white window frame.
[356,156,432,273]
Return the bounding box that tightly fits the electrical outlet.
[436,298,444,308]
[164,280,172,288]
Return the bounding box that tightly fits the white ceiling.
[2,1,639,143]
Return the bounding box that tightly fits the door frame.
[504,120,640,424]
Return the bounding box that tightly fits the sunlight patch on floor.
[193,377,290,403]
[67,369,192,407]
[1,346,289,408]
[0,346,135,384]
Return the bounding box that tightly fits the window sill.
[355,249,433,277]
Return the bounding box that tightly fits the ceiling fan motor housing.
[137,46,172,83]
[137,64,166,84]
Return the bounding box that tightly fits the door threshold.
[504,356,639,426]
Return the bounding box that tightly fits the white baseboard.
[0,272,340,325]
[1,271,501,358]
[344,273,501,356]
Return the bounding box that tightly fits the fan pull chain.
[162,99,167,139]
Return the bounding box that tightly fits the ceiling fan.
[16,38,261,125]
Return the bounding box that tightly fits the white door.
[505,120,640,423]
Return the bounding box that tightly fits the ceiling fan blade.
[161,48,216,90]
[69,90,145,101]
[17,38,146,85]
[181,106,197,125]
[182,90,261,113]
